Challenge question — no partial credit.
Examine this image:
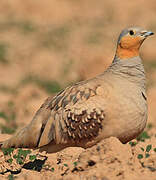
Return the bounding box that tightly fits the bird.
[0,27,154,152]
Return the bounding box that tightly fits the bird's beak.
[140,30,154,38]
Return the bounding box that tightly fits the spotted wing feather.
[38,82,106,147]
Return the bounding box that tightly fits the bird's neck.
[107,56,146,90]
[116,46,139,59]
[115,44,140,60]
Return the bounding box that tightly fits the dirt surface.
[0,0,156,179]
[0,135,156,180]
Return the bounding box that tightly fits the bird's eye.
[129,30,134,36]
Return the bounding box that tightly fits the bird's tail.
[0,102,53,149]
[0,123,42,149]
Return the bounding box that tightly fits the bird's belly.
[103,86,147,143]
[116,101,147,143]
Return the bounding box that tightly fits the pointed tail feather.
[0,125,40,148]
[0,97,54,149]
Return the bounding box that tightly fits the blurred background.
[0,0,156,135]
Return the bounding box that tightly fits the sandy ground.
[0,0,156,179]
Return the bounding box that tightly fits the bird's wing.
[1,79,107,148]
[38,80,106,147]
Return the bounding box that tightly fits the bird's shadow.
[23,156,47,172]
[0,156,47,175]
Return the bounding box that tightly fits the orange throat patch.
[116,44,140,59]
[116,36,143,59]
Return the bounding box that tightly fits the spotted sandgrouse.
[0,27,154,151]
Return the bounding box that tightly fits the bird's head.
[116,27,154,59]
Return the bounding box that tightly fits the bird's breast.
[101,79,147,143]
